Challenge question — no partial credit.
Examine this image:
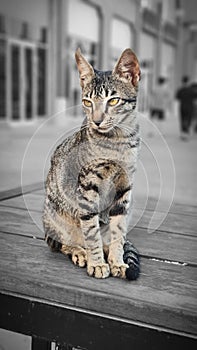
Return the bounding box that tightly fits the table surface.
[0,183,197,344]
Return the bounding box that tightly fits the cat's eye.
[108,98,120,106]
[83,99,92,108]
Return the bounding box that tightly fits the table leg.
[31,336,51,350]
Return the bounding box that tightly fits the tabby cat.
[43,48,141,280]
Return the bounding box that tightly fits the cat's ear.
[113,48,141,87]
[75,48,94,88]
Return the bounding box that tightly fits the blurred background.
[0,1,197,349]
[0,0,196,121]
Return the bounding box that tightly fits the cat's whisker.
[114,121,139,136]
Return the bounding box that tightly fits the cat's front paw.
[110,263,128,278]
[72,247,87,267]
[87,263,110,279]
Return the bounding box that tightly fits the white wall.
[162,0,176,23]
[161,42,176,78]
[139,32,157,61]
[0,0,48,26]
[67,0,99,42]
[111,18,134,51]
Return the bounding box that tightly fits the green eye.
[83,99,92,108]
[108,98,120,106]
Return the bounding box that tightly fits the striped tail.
[123,240,140,280]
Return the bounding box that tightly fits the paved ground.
[0,111,196,206]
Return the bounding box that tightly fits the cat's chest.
[85,136,138,168]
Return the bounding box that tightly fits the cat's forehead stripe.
[93,71,112,97]
[85,71,119,100]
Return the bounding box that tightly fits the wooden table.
[0,183,197,349]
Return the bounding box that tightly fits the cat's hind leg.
[45,235,62,252]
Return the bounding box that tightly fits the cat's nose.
[93,111,104,126]
[94,120,102,126]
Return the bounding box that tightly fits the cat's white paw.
[110,263,128,278]
[87,263,110,279]
[72,247,87,267]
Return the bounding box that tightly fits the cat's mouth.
[91,121,113,133]
[93,124,113,133]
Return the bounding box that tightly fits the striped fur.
[43,48,141,279]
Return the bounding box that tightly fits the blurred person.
[149,77,172,136]
[190,80,197,133]
[176,76,193,140]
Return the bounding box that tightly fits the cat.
[43,48,141,280]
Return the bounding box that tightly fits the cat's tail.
[123,240,140,280]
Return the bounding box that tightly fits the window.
[25,47,33,119]
[11,45,20,120]
[37,48,46,116]
[0,39,6,118]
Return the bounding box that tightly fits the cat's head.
[75,48,141,134]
